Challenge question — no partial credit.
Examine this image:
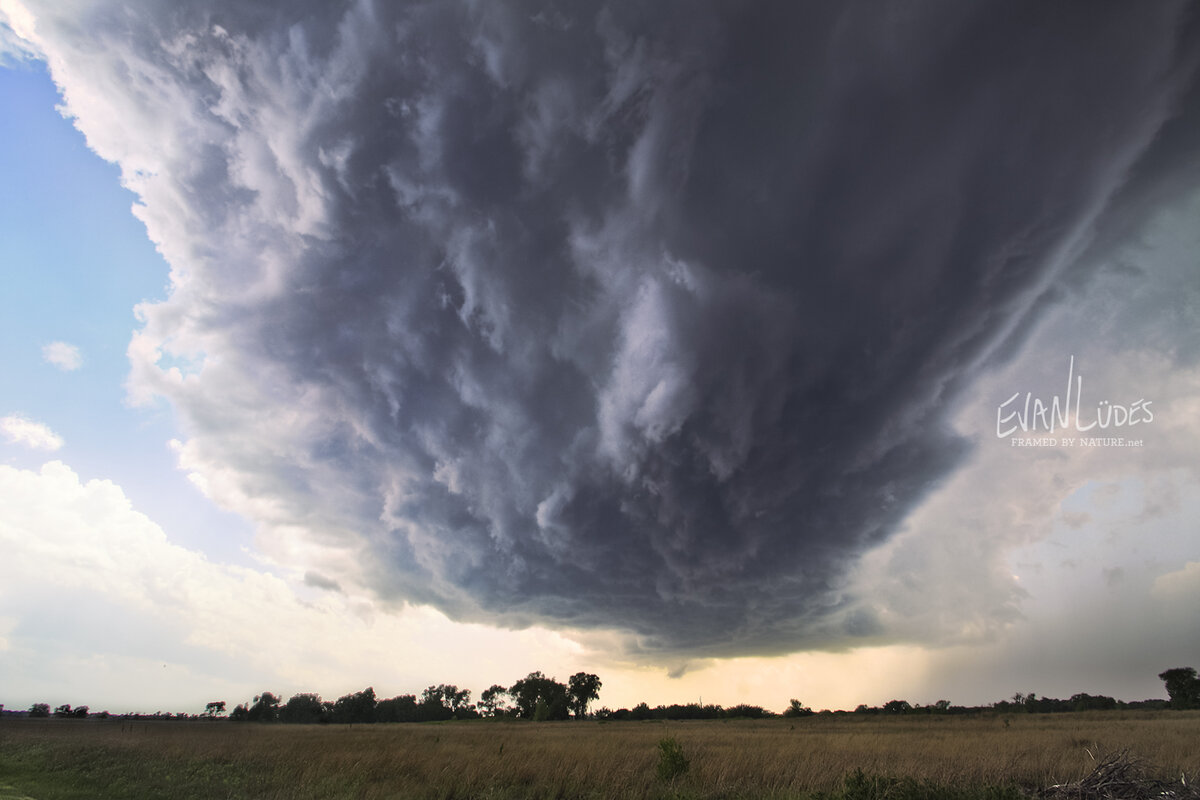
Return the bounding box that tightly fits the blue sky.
[0,59,254,561]
[1,2,1198,717]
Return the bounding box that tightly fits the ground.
[1,711,1197,799]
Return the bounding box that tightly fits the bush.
[656,736,689,782]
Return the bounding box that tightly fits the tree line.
[9,666,1199,722]
[223,671,603,724]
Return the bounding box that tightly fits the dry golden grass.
[2,711,1198,799]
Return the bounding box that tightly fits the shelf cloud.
[20,0,1200,656]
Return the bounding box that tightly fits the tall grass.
[1,711,1197,799]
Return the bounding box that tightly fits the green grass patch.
[0,738,262,799]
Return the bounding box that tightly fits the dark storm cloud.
[34,0,1200,654]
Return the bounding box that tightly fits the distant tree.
[54,704,73,718]
[29,703,50,718]
[333,687,377,724]
[414,686,456,721]
[1069,693,1117,712]
[882,700,912,714]
[247,692,281,723]
[509,672,569,720]
[568,673,602,718]
[72,706,89,718]
[376,694,419,723]
[429,684,473,716]
[478,685,510,717]
[628,702,652,720]
[418,686,446,717]
[933,700,951,712]
[204,701,227,718]
[540,685,568,720]
[509,672,544,718]
[783,699,813,718]
[230,703,249,722]
[1159,667,1200,709]
[280,694,324,724]
[1123,699,1169,711]
[649,703,714,720]
[726,704,770,719]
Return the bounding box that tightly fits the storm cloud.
[24,1,1200,655]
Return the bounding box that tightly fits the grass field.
[1,711,1198,799]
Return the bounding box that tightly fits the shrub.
[656,736,689,782]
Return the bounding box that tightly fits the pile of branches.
[1036,749,1198,800]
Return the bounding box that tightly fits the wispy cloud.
[42,341,82,371]
[0,414,63,451]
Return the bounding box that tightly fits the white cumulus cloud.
[42,341,82,371]
[0,460,598,712]
[0,0,39,64]
[0,414,63,451]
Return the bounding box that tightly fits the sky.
[1,0,1198,716]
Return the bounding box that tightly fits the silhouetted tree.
[204,701,226,718]
[247,692,281,722]
[29,703,50,718]
[726,704,770,719]
[333,687,377,724]
[629,702,653,721]
[230,703,249,721]
[1069,693,1117,712]
[280,693,325,724]
[478,684,510,717]
[54,704,73,718]
[376,694,418,723]
[882,700,912,714]
[568,673,602,719]
[1159,667,1200,709]
[510,672,569,720]
[783,699,813,717]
